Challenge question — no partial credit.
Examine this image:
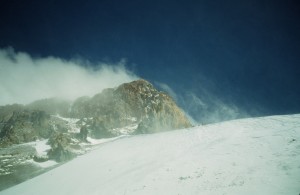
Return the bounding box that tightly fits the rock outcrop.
[47,132,80,162]
[0,110,53,146]
[70,79,191,135]
[0,79,191,161]
[0,104,24,133]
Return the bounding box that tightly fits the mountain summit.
[27,79,191,136]
[1,79,191,145]
[70,79,191,136]
[0,79,191,186]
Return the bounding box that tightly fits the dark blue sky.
[1,0,300,122]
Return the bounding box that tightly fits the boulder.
[47,132,78,162]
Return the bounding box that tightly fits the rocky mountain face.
[0,110,52,145]
[70,79,191,136]
[0,104,24,131]
[0,79,191,161]
[0,79,191,190]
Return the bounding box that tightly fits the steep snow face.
[2,114,300,195]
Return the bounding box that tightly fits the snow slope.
[2,114,300,195]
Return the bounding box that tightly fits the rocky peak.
[0,79,191,144]
[116,79,155,95]
[69,79,191,136]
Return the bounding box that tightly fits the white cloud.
[0,48,138,105]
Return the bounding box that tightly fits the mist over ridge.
[0,47,250,124]
[0,48,138,106]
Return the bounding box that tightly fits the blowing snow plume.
[156,78,249,125]
[0,48,138,105]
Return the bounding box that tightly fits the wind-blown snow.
[85,136,124,145]
[27,159,58,168]
[2,114,300,195]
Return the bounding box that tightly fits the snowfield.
[2,114,300,195]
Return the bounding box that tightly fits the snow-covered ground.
[26,139,58,168]
[30,139,51,157]
[2,114,300,195]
